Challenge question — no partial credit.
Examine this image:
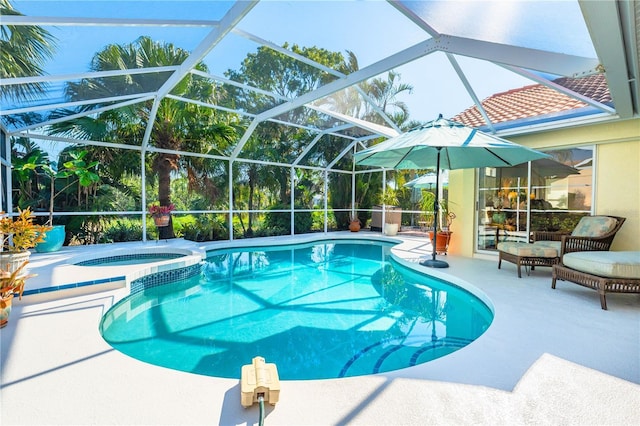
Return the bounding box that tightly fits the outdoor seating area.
[497,215,626,278]
[552,251,640,310]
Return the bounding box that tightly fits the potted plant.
[421,193,456,254]
[148,203,175,227]
[15,149,99,252]
[0,208,50,271]
[0,208,48,326]
[378,188,401,235]
[0,258,36,328]
[439,199,456,231]
[349,215,361,232]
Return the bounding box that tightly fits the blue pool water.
[100,240,493,380]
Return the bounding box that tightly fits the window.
[476,146,593,251]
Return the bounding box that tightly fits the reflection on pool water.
[100,240,493,380]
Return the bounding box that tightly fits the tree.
[0,0,57,102]
[225,44,349,210]
[360,71,412,125]
[49,36,237,239]
[319,63,415,229]
[15,149,99,226]
[225,43,417,230]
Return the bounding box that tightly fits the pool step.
[339,336,474,378]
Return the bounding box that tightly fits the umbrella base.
[420,258,449,268]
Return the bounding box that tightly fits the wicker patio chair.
[498,215,626,277]
[552,251,640,310]
[548,215,626,260]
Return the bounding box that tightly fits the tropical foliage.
[224,46,417,230]
[0,208,49,253]
[48,36,237,239]
[0,0,57,102]
[15,148,100,226]
[0,258,35,299]
[5,20,426,243]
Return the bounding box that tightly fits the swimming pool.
[100,239,493,380]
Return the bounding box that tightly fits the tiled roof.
[451,74,612,128]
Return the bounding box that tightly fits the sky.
[11,0,595,123]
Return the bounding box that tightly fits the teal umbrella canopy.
[355,115,549,269]
[404,172,448,189]
[498,157,580,179]
[355,115,549,170]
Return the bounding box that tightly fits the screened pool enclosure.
[1,1,636,244]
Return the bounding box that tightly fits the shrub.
[105,218,144,242]
[182,214,228,242]
[262,204,312,234]
[252,226,288,237]
[67,217,107,245]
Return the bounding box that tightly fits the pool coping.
[23,241,206,300]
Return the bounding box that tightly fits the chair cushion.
[498,242,558,258]
[563,251,640,279]
[532,240,561,252]
[571,216,617,237]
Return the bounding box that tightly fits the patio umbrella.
[405,171,449,229]
[355,114,549,268]
[404,171,449,205]
[408,173,422,203]
[404,171,448,189]
[497,157,580,180]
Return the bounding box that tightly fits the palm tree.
[319,61,415,229]
[225,44,348,208]
[49,36,237,239]
[0,0,57,102]
[361,70,413,126]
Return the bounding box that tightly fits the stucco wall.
[595,140,639,250]
[447,168,474,257]
[450,118,640,256]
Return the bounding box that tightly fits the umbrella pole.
[421,147,449,268]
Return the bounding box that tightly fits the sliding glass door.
[476,146,593,252]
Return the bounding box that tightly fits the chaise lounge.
[552,251,640,310]
[497,215,626,278]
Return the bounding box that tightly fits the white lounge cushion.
[562,251,640,279]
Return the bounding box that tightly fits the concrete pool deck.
[1,232,639,425]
